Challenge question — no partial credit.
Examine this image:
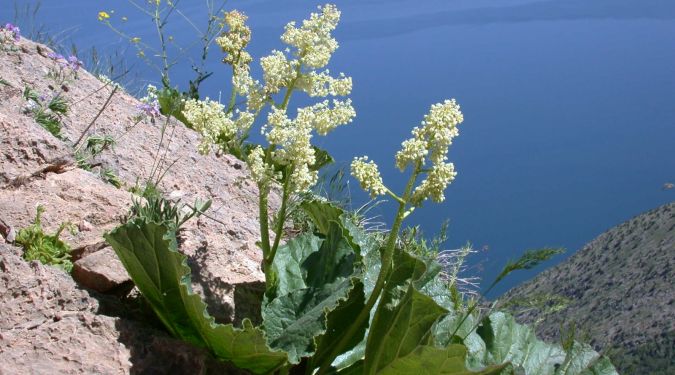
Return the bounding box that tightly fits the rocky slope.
[503,202,675,374]
[0,37,277,373]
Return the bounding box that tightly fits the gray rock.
[0,243,245,374]
[72,247,131,293]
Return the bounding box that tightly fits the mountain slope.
[503,202,674,374]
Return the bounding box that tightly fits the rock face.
[0,243,244,374]
[0,37,275,372]
[503,202,675,375]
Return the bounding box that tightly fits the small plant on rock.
[46,52,83,85]
[15,205,76,272]
[0,22,21,52]
[22,86,68,139]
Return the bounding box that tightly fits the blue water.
[5,0,674,296]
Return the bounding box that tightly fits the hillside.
[503,202,675,374]
[0,37,275,373]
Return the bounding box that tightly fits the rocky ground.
[0,37,277,373]
[503,202,675,374]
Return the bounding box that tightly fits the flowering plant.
[106,4,618,375]
[0,23,21,51]
[183,4,356,288]
[46,52,83,84]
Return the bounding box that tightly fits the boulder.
[72,247,131,293]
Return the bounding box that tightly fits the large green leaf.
[555,342,618,375]
[307,212,383,372]
[378,345,507,375]
[468,311,618,375]
[340,215,382,297]
[263,221,360,364]
[309,279,367,372]
[363,249,447,374]
[433,312,489,371]
[301,199,345,235]
[263,278,357,363]
[272,233,323,297]
[104,219,287,374]
[476,312,564,374]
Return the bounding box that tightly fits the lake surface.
[5,0,674,296]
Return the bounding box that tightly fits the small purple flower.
[3,23,20,42]
[67,55,83,71]
[137,102,161,118]
[48,52,65,61]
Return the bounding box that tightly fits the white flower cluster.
[97,74,121,90]
[260,50,297,94]
[246,145,278,189]
[297,99,355,135]
[296,70,352,97]
[351,156,387,198]
[266,107,316,192]
[193,4,354,194]
[183,98,254,154]
[139,84,159,106]
[216,10,252,69]
[259,98,355,192]
[258,4,348,99]
[411,162,456,204]
[402,99,464,205]
[395,99,463,170]
[233,69,266,112]
[281,4,340,69]
[351,99,463,206]
[244,4,353,193]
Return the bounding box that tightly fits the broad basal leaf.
[309,280,367,372]
[555,342,618,375]
[272,233,323,297]
[105,219,287,374]
[433,312,488,371]
[476,312,564,374]
[363,249,447,374]
[263,221,360,364]
[340,215,382,297]
[471,311,618,375]
[378,344,507,375]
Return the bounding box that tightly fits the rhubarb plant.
[105,4,618,375]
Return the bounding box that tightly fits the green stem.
[259,185,272,257]
[267,169,292,267]
[384,187,405,205]
[227,83,237,114]
[153,5,170,87]
[279,63,302,110]
[148,115,171,183]
[450,283,498,342]
[258,63,300,283]
[226,56,240,114]
[315,162,421,375]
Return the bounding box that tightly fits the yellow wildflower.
[98,11,110,21]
